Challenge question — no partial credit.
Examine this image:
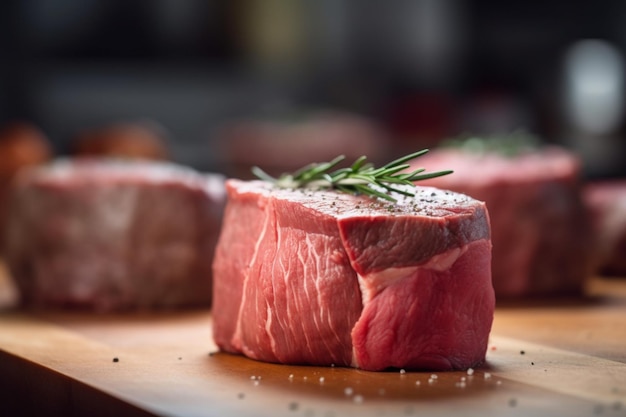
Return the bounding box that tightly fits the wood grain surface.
[0,265,625,417]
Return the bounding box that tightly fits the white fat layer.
[427,246,466,271]
[265,302,276,353]
[356,246,468,305]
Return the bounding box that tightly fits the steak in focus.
[212,180,494,371]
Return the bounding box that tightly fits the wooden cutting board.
[0,267,625,417]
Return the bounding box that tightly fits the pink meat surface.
[412,146,592,297]
[212,179,494,371]
[584,180,626,276]
[3,158,225,311]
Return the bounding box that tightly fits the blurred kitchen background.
[1,0,626,178]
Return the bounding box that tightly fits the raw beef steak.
[3,158,225,311]
[212,180,494,371]
[412,146,592,297]
[584,180,626,276]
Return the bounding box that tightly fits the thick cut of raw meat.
[212,180,494,371]
[412,146,593,297]
[3,159,225,311]
[584,180,626,276]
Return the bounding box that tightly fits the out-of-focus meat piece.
[411,146,592,297]
[73,122,169,160]
[584,180,626,276]
[213,180,494,371]
[3,159,225,311]
[219,112,390,178]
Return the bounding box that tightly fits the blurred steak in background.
[583,180,626,277]
[410,136,593,298]
[2,158,225,311]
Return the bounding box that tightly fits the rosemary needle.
[251,149,453,202]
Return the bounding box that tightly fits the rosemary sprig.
[251,149,453,202]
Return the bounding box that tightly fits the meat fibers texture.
[212,179,494,371]
[412,146,593,298]
[2,158,225,311]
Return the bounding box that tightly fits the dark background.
[1,0,625,177]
